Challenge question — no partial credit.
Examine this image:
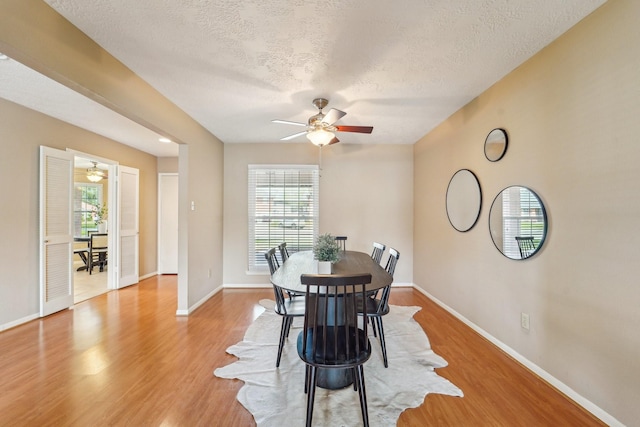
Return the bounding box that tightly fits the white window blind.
[248,165,319,272]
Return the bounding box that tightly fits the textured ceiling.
[5,1,606,153]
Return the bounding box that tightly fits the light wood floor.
[0,275,605,426]
[73,265,109,304]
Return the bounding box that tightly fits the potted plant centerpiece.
[313,233,341,274]
[93,203,108,233]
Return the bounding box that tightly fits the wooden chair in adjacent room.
[264,248,305,367]
[88,233,108,274]
[298,273,373,427]
[359,247,400,368]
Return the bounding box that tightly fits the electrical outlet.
[521,312,530,331]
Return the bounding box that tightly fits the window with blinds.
[73,183,103,238]
[248,165,319,272]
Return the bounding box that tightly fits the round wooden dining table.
[270,250,392,389]
[271,250,392,294]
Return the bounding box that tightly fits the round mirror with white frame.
[489,186,548,260]
[446,169,482,232]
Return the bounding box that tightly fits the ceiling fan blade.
[272,119,307,127]
[280,130,308,141]
[321,108,347,125]
[328,137,340,145]
[335,125,373,134]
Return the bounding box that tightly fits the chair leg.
[306,366,317,427]
[370,316,377,337]
[304,365,309,394]
[276,317,288,367]
[285,316,293,338]
[355,365,369,427]
[376,317,388,368]
[353,367,358,391]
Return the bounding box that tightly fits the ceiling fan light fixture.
[307,129,335,147]
[86,161,105,182]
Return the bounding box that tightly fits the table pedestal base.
[317,367,353,390]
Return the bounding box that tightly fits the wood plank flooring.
[0,275,605,426]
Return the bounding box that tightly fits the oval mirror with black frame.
[446,169,482,232]
[489,186,547,260]
[484,128,508,162]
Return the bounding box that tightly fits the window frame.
[248,165,319,272]
[73,182,103,238]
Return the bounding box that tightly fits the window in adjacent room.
[248,165,319,272]
[73,183,103,238]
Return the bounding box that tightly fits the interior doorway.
[72,155,111,303]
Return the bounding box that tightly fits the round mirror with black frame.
[446,169,482,232]
[489,186,547,260]
[484,128,508,162]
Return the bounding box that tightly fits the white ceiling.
[3,1,606,154]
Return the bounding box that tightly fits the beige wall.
[224,143,413,285]
[157,157,179,173]
[0,98,158,326]
[0,0,224,316]
[414,0,639,424]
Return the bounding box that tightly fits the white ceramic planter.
[318,261,332,274]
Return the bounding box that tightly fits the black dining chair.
[359,248,399,368]
[265,248,305,367]
[265,247,280,274]
[370,242,385,264]
[515,236,536,259]
[277,242,304,300]
[298,273,373,427]
[335,235,347,252]
[88,233,108,274]
[278,242,290,263]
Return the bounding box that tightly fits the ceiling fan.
[273,98,373,147]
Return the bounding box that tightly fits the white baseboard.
[0,313,39,332]
[223,283,272,289]
[411,284,622,427]
[176,284,224,316]
[139,271,157,281]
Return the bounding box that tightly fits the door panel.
[40,146,74,316]
[118,165,139,287]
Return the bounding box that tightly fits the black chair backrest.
[335,236,347,252]
[371,242,386,264]
[264,248,280,275]
[299,273,372,365]
[278,242,289,263]
[515,236,536,259]
[384,247,400,278]
[375,248,400,313]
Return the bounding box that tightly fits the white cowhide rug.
[214,300,463,426]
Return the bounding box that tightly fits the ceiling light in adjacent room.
[159,137,172,143]
[86,161,106,182]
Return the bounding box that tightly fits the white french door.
[117,165,139,287]
[39,146,74,316]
